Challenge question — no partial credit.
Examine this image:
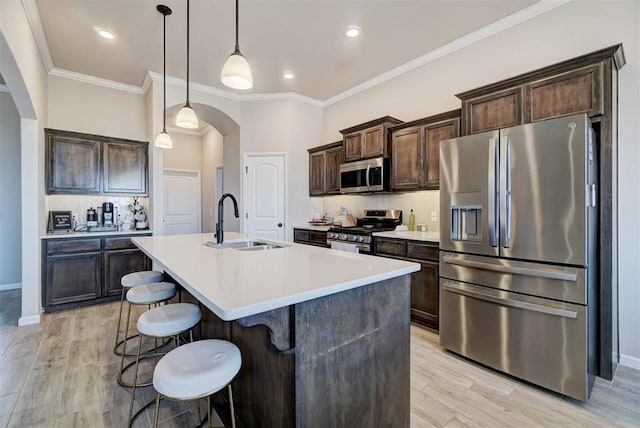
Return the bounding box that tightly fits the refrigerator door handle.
[488,138,499,247]
[442,281,578,319]
[500,137,512,248]
[441,254,579,281]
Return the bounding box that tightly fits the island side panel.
[178,289,296,427]
[294,275,411,428]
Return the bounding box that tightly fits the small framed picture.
[48,211,73,232]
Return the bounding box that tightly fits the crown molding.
[166,124,213,137]
[49,68,145,94]
[28,0,567,108]
[21,0,54,71]
[145,71,324,107]
[0,84,9,93]
[324,0,571,107]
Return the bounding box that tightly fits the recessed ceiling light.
[345,26,361,38]
[97,29,115,39]
[283,71,294,80]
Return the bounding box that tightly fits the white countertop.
[132,233,420,321]
[372,230,440,243]
[293,224,332,232]
[41,229,153,239]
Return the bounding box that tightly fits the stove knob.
[358,236,365,242]
[349,235,357,242]
[327,232,334,239]
[340,234,348,240]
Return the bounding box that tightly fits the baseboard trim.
[0,282,21,291]
[18,314,41,326]
[619,354,640,371]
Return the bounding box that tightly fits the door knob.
[278,223,283,227]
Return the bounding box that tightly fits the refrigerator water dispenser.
[450,192,482,242]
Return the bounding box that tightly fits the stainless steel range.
[327,210,402,254]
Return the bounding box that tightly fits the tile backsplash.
[321,190,440,231]
[45,195,150,226]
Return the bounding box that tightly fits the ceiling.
[35,0,539,101]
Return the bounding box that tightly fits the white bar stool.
[118,281,177,388]
[114,270,164,356]
[128,303,203,427]
[152,339,241,428]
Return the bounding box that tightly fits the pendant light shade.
[221,49,253,89]
[177,0,199,129]
[155,131,173,149]
[221,0,253,90]
[155,4,173,149]
[176,105,199,129]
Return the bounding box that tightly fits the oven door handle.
[441,281,578,319]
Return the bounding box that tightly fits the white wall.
[202,127,223,233]
[0,91,22,289]
[47,75,147,141]
[164,131,202,171]
[239,99,323,238]
[322,0,640,367]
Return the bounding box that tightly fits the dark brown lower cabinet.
[293,228,329,248]
[46,253,102,306]
[42,234,151,312]
[374,237,439,330]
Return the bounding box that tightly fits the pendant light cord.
[234,0,240,52]
[163,9,167,132]
[186,0,191,105]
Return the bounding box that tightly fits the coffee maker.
[102,202,114,226]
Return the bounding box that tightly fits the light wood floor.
[1,289,639,427]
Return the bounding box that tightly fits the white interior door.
[163,169,201,235]
[243,154,286,240]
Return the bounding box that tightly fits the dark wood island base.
[177,275,411,428]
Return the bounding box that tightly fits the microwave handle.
[366,164,371,190]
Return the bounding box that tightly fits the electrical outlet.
[431,211,437,222]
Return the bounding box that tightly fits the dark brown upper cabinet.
[460,87,523,135]
[308,141,343,196]
[339,116,403,162]
[46,129,148,195]
[456,44,625,381]
[457,45,623,136]
[390,110,460,191]
[103,141,148,194]
[46,132,101,194]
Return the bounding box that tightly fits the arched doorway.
[0,31,42,326]
[156,102,240,234]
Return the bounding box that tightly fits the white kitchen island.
[132,233,420,428]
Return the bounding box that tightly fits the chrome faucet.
[216,193,239,245]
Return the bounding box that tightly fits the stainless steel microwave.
[339,157,390,193]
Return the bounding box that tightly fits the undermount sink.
[205,240,287,251]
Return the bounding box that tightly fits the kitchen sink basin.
[205,240,287,251]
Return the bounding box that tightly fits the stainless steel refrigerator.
[439,113,598,401]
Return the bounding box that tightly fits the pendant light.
[155,5,173,149]
[176,0,199,129]
[220,0,253,90]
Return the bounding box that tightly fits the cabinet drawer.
[375,239,407,257]
[294,229,310,242]
[407,242,439,261]
[103,236,142,250]
[46,238,102,255]
[309,231,327,245]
